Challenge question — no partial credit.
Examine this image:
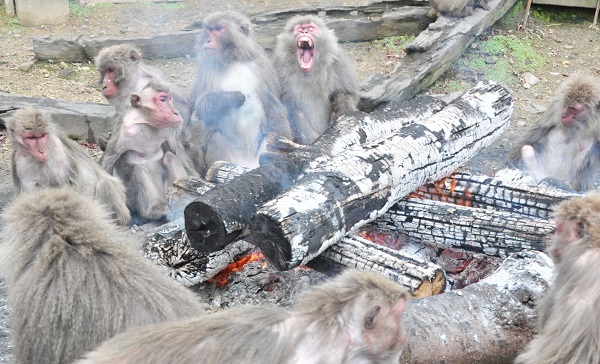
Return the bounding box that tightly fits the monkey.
[5,107,131,225]
[76,268,409,364]
[272,14,360,145]
[427,0,490,18]
[189,11,292,174]
[95,43,191,123]
[0,188,207,364]
[507,73,600,192]
[515,192,600,364]
[102,79,198,223]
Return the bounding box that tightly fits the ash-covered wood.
[250,81,512,270]
[141,219,255,287]
[400,251,553,363]
[373,198,553,256]
[184,96,446,254]
[359,0,517,111]
[311,235,446,298]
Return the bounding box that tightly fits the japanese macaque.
[272,15,359,145]
[427,0,490,18]
[102,80,198,223]
[77,268,408,364]
[189,11,292,174]
[0,188,207,364]
[6,107,131,225]
[95,44,191,124]
[507,73,600,192]
[515,192,600,363]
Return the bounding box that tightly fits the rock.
[17,61,35,72]
[522,72,540,86]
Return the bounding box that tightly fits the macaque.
[77,268,408,364]
[0,188,207,364]
[102,80,198,223]
[515,192,600,363]
[272,15,359,145]
[507,73,600,192]
[6,107,131,225]
[95,43,191,124]
[189,11,292,174]
[428,0,490,18]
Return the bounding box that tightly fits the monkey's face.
[100,64,121,100]
[293,23,320,73]
[21,131,49,163]
[132,88,181,129]
[202,23,227,56]
[561,102,585,126]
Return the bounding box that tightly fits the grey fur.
[0,188,206,364]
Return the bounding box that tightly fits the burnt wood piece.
[373,198,554,257]
[359,0,518,111]
[184,96,446,254]
[400,251,553,363]
[409,172,581,219]
[141,219,255,287]
[250,81,513,270]
[310,235,447,298]
[0,92,114,143]
[32,1,431,62]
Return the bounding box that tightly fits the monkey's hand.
[197,91,246,126]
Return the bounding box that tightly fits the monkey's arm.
[261,90,293,141]
[196,91,246,126]
[572,142,600,191]
[11,151,22,194]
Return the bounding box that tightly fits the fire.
[208,251,268,287]
[358,230,406,250]
[407,174,473,207]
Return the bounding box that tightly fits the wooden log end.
[413,269,447,298]
[184,200,241,253]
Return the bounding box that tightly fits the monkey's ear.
[363,305,381,330]
[129,49,141,63]
[131,94,141,108]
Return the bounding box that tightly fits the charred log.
[250,81,513,270]
[310,235,447,298]
[400,251,553,363]
[184,96,446,254]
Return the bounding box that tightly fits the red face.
[152,91,181,128]
[22,131,49,163]
[203,24,226,54]
[101,65,119,99]
[293,23,320,73]
[561,102,585,125]
[549,219,580,263]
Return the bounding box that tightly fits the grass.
[69,1,92,18]
[532,5,596,23]
[0,3,23,29]
[372,35,416,52]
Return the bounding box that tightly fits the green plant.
[532,5,595,23]
[497,0,525,27]
[0,3,23,28]
[69,1,92,18]
[158,2,185,10]
[372,35,416,52]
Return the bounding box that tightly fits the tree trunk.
[250,81,512,270]
[399,251,553,363]
[184,96,446,254]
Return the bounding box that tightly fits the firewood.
[184,96,446,254]
[250,81,512,270]
[399,251,553,363]
[310,235,447,298]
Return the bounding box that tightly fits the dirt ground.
[0,0,598,362]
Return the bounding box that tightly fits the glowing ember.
[408,174,473,207]
[358,230,407,250]
[208,251,268,287]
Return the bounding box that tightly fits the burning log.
[250,81,513,270]
[310,236,447,298]
[142,220,255,287]
[184,96,447,254]
[366,172,580,257]
[400,251,553,363]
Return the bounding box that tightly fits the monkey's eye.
[308,26,315,32]
[214,25,223,32]
[106,67,115,73]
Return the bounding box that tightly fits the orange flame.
[407,174,473,207]
[208,251,268,287]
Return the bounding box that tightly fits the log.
[359,0,518,111]
[184,96,447,253]
[310,235,447,298]
[32,1,432,62]
[250,81,513,270]
[0,92,114,143]
[399,251,553,363]
[141,219,255,287]
[374,197,553,256]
